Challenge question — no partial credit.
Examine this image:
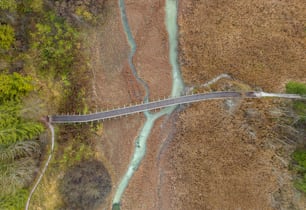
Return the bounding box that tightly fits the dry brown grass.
[163,1,306,208]
[164,96,305,209]
[178,0,306,91]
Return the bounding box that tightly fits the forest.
[0,0,100,209]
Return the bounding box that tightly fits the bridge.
[49,91,303,124]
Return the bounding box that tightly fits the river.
[112,0,184,209]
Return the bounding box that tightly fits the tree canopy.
[0,73,33,103]
[0,0,16,11]
[0,24,15,51]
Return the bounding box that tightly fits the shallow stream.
[112,0,184,208]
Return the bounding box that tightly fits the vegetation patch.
[292,149,306,193]
[30,12,78,76]
[60,160,112,210]
[286,81,306,96]
[286,81,306,194]
[0,24,15,51]
[0,188,29,210]
[0,0,96,209]
[0,72,44,208]
[286,81,306,125]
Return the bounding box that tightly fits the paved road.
[50,91,302,124]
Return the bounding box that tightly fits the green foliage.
[60,160,112,210]
[0,24,15,51]
[292,149,306,193]
[0,101,43,146]
[31,12,78,75]
[0,73,33,103]
[0,141,40,162]
[56,141,93,168]
[75,6,94,22]
[0,0,16,11]
[286,81,306,124]
[19,0,43,13]
[293,150,306,172]
[112,203,121,210]
[286,81,306,96]
[0,188,29,210]
[0,157,37,196]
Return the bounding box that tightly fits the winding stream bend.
[112,0,184,208]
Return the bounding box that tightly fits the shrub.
[0,24,15,51]
[292,149,306,193]
[0,0,16,11]
[0,103,44,145]
[0,188,29,210]
[286,81,306,124]
[0,73,33,103]
[0,158,38,196]
[31,12,78,75]
[60,160,112,209]
[286,81,306,95]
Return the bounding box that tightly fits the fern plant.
[0,188,29,210]
[0,102,44,145]
[0,141,40,162]
[0,157,37,196]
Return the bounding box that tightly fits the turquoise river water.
[112,0,184,209]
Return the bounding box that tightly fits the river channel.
[112,0,184,209]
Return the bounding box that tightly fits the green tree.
[0,73,33,103]
[31,12,78,74]
[0,0,16,11]
[0,24,15,51]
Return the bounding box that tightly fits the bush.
[0,102,44,145]
[286,81,306,95]
[0,188,29,210]
[292,150,306,193]
[60,160,112,210]
[0,24,15,51]
[112,203,121,210]
[31,12,78,75]
[286,81,306,124]
[0,0,16,11]
[0,73,33,103]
